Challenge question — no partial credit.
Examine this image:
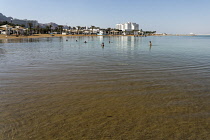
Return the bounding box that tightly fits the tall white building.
[116,22,139,31]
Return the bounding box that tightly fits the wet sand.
[1,69,210,140]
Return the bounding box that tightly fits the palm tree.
[21,24,25,28]
[106,28,111,35]
[49,25,52,33]
[140,29,143,35]
[58,25,63,34]
[28,23,33,35]
[45,26,50,34]
[76,26,81,34]
[40,28,43,34]
[90,25,95,34]
[68,26,71,34]
[55,27,59,33]
[35,25,40,34]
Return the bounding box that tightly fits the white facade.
[116,22,139,31]
[116,24,124,30]
[88,28,100,34]
[97,30,107,35]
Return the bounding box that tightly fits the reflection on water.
[0,48,6,54]
[0,38,45,43]
[0,36,210,139]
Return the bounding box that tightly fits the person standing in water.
[149,41,152,46]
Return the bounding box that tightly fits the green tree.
[40,28,43,34]
[55,27,59,32]
[49,25,52,33]
[35,25,40,34]
[28,23,33,35]
[106,28,111,35]
[90,25,95,34]
[68,26,71,34]
[76,26,81,34]
[58,25,63,34]
[45,26,50,34]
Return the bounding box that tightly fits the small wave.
[0,48,6,54]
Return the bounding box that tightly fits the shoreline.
[0,34,100,40]
[0,34,198,40]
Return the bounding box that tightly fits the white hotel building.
[116,22,139,31]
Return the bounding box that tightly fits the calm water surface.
[0,36,210,139]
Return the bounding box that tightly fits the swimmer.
[84,41,87,43]
[149,41,152,46]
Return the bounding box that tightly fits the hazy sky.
[1,0,210,34]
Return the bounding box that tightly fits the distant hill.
[0,13,13,22]
[0,13,70,29]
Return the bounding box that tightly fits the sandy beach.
[0,34,197,40]
[0,34,100,39]
[0,34,163,40]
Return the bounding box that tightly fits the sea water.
[0,36,210,139]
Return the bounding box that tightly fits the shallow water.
[0,36,210,139]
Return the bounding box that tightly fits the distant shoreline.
[0,34,99,40]
[0,34,201,40]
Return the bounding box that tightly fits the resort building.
[116,22,139,31]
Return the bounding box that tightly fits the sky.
[1,0,210,34]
